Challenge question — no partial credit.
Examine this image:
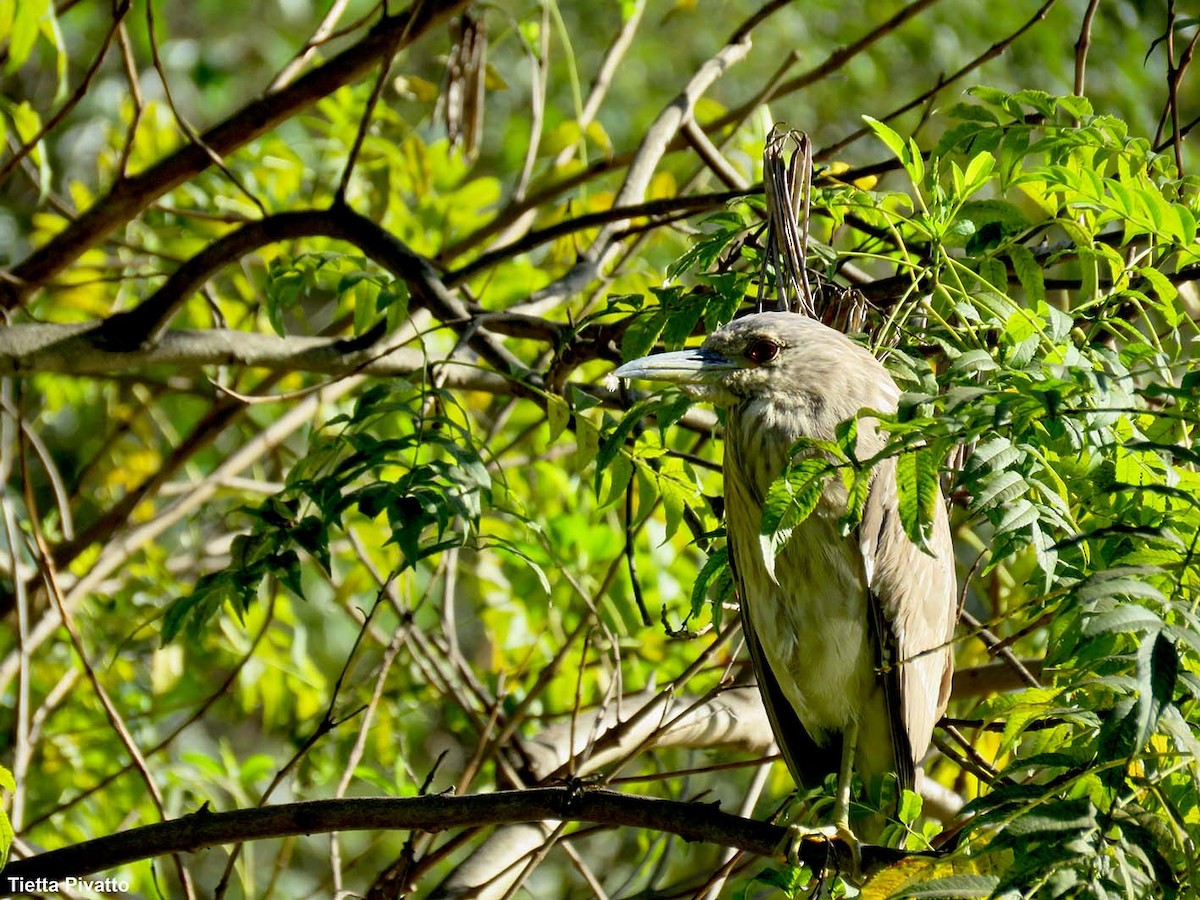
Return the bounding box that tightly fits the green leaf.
[1135,633,1178,750]
[763,458,831,532]
[656,457,694,539]
[862,115,907,161]
[1137,266,1177,304]
[1055,94,1093,120]
[889,875,1001,899]
[978,256,1009,291]
[0,777,10,869]
[1007,243,1045,305]
[907,135,926,185]
[546,395,570,442]
[1009,88,1056,118]
[973,469,1028,511]
[863,115,926,186]
[839,467,871,535]
[4,0,50,73]
[949,348,998,375]
[691,545,731,617]
[961,150,995,195]
[162,577,227,642]
[896,448,939,549]
[595,400,653,490]
[1005,798,1097,836]
[700,273,745,330]
[667,223,745,282]
[489,538,552,595]
[966,436,1023,474]
[897,788,923,825]
[600,451,634,508]
[760,457,833,578]
[995,498,1038,534]
[1083,605,1163,636]
[943,102,1000,124]
[957,199,1030,234]
[621,309,667,360]
[653,389,693,433]
[1075,567,1167,606]
[1172,203,1197,245]
[268,549,305,599]
[659,296,703,349]
[574,415,600,468]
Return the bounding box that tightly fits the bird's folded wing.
[732,548,841,790]
[859,456,957,780]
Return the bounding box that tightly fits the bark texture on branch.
[0,787,920,890]
[0,323,506,392]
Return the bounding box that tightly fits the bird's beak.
[613,348,735,385]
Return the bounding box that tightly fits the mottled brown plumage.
[616,312,956,841]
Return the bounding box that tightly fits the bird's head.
[614,312,894,413]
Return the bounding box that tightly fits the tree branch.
[0,0,470,310]
[0,788,921,889]
[73,205,537,382]
[0,324,509,389]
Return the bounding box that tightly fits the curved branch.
[0,0,470,310]
[0,788,920,886]
[83,205,536,381]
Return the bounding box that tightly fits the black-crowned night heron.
[615,312,956,865]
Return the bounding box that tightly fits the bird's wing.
[730,544,842,789]
[859,456,957,785]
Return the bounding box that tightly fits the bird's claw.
[776,822,863,884]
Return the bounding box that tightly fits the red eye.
[745,338,781,365]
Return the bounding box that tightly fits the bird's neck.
[724,396,820,501]
[725,393,885,503]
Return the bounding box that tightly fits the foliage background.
[0,0,1197,897]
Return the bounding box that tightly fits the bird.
[614,311,957,867]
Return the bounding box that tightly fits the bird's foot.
[776,821,863,884]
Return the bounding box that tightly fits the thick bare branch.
[72,205,535,380]
[0,324,509,388]
[0,788,920,885]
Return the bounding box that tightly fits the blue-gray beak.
[613,348,735,385]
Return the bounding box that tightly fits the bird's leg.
[831,719,856,833]
[777,721,863,883]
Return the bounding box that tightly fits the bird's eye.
[745,338,781,365]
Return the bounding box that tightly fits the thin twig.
[114,19,144,178]
[1073,0,1101,100]
[335,26,404,203]
[0,0,130,187]
[18,392,197,899]
[553,0,645,169]
[144,0,266,215]
[214,580,394,898]
[22,611,273,832]
[819,0,1060,161]
[515,4,551,200]
[624,480,651,626]
[0,0,471,309]
[708,0,945,135]
[511,3,765,316]
[268,0,356,91]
